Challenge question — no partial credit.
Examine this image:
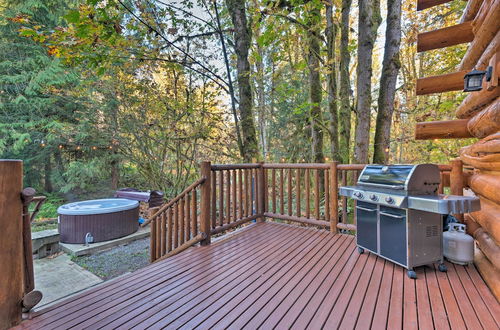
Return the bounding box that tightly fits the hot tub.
[57,198,139,244]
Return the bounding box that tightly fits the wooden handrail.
[141,177,206,227]
[337,164,366,170]
[263,163,330,169]
[211,163,261,170]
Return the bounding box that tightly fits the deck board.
[16,221,500,329]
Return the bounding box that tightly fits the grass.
[31,221,58,232]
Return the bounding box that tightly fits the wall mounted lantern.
[463,67,493,92]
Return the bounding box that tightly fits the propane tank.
[443,223,474,265]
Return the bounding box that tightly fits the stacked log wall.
[456,0,499,300]
[417,0,499,301]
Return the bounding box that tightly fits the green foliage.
[1,0,476,204]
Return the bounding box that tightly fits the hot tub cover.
[57,198,139,216]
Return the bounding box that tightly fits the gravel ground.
[72,238,150,280]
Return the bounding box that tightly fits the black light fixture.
[463,66,493,92]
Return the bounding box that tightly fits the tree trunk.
[326,2,340,161]
[353,0,381,164]
[214,0,244,157]
[226,0,259,162]
[44,154,53,193]
[254,28,268,159]
[373,0,402,164]
[111,154,119,190]
[308,5,324,164]
[339,0,353,164]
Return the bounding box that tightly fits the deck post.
[257,162,266,222]
[330,161,339,233]
[0,160,24,329]
[200,161,212,246]
[450,158,465,222]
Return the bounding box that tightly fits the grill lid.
[358,165,414,189]
[357,164,441,195]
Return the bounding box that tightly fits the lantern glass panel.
[467,75,483,89]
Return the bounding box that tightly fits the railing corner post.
[450,158,464,222]
[329,161,339,233]
[0,160,24,328]
[200,161,212,245]
[257,162,266,222]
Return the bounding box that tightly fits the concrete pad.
[59,225,150,257]
[34,254,102,307]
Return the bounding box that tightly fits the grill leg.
[358,247,365,254]
[407,269,417,279]
[438,263,447,272]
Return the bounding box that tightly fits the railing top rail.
[438,164,452,171]
[263,163,330,169]
[141,177,206,227]
[211,163,261,170]
[210,163,451,171]
[337,164,366,170]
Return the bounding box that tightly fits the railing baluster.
[272,169,276,213]
[315,169,320,220]
[342,170,348,224]
[238,169,243,219]
[185,193,191,240]
[219,170,224,226]
[287,169,292,216]
[226,170,231,224]
[305,168,310,219]
[160,212,166,256]
[150,219,157,262]
[325,169,330,221]
[232,170,237,221]
[330,162,339,233]
[252,168,257,215]
[191,189,197,236]
[296,168,301,217]
[211,171,216,229]
[280,169,284,214]
[264,167,268,214]
[179,198,185,245]
[155,217,161,259]
[246,169,251,217]
[173,203,179,248]
[167,208,173,252]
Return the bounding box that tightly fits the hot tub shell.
[58,199,139,244]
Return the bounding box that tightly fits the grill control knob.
[370,194,378,201]
[353,191,363,199]
[385,196,394,204]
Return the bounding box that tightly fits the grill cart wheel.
[407,270,417,279]
[358,247,365,254]
[438,263,448,272]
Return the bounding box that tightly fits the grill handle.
[356,206,377,212]
[357,182,405,190]
[380,211,405,219]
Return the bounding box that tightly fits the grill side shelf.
[407,195,481,214]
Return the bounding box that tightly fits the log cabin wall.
[416,0,500,300]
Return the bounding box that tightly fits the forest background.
[0,0,472,217]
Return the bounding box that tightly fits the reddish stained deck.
[17,222,500,329]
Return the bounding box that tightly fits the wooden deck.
[18,222,500,329]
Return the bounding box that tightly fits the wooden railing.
[146,161,458,262]
[209,163,263,235]
[143,177,206,262]
[261,163,364,232]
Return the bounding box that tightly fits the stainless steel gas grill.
[339,164,480,279]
